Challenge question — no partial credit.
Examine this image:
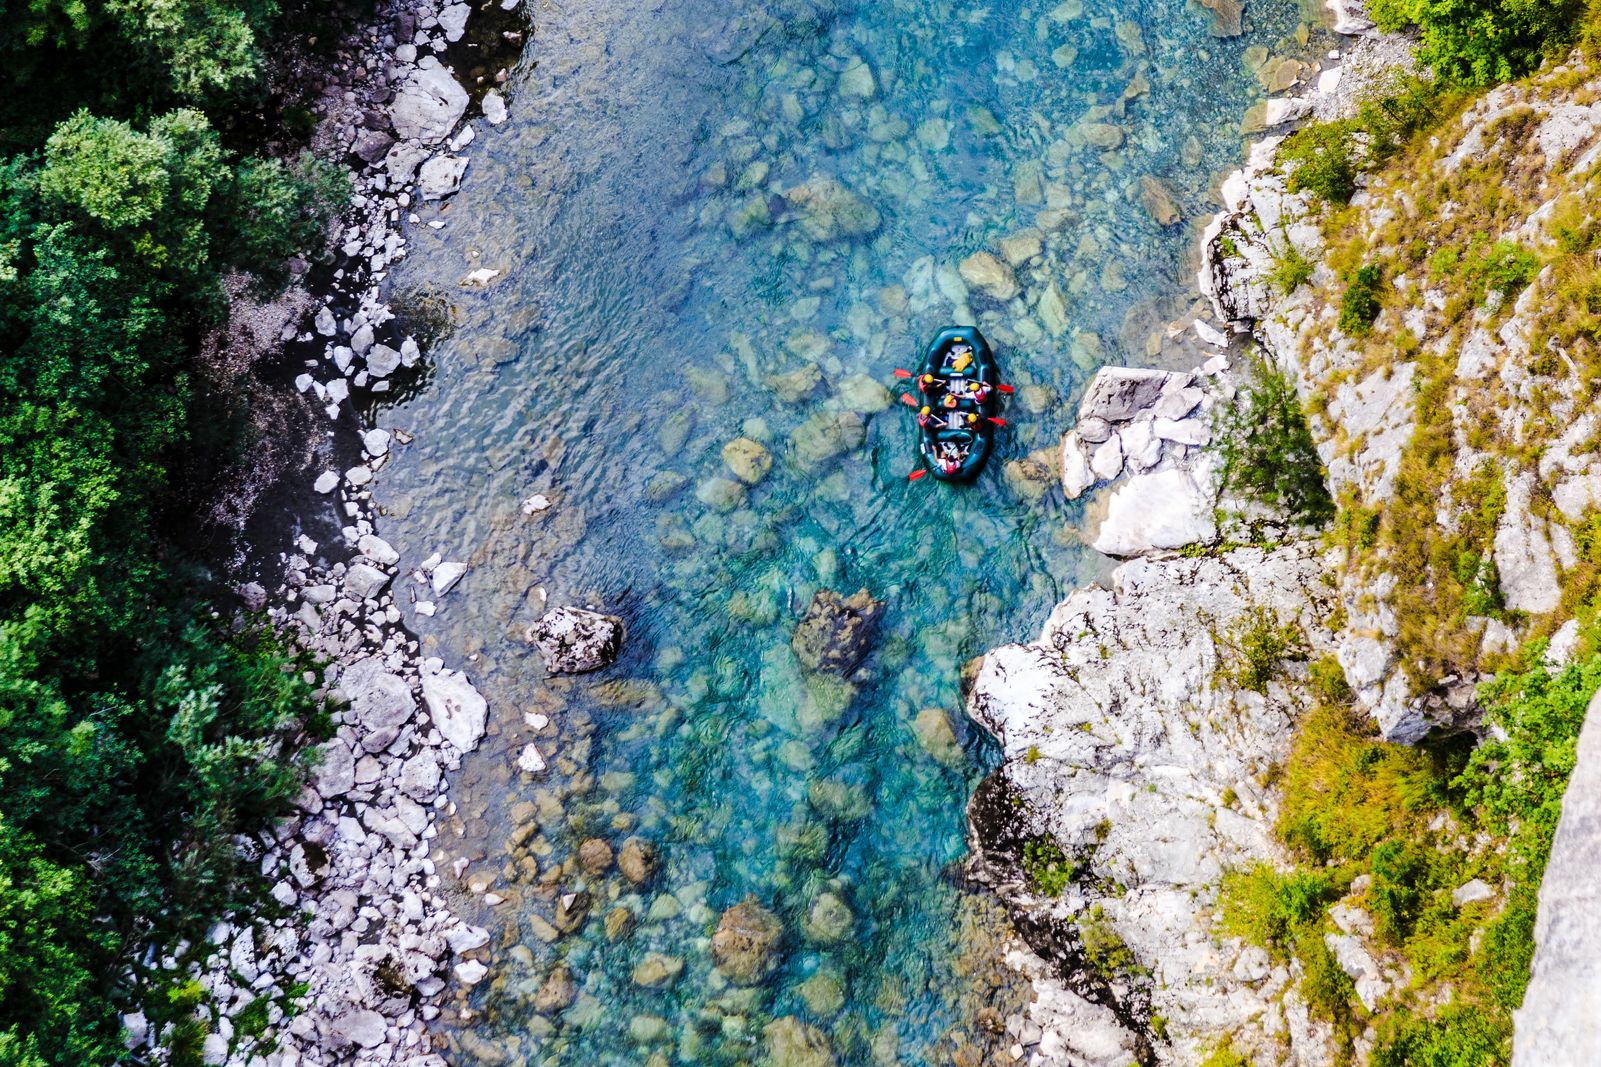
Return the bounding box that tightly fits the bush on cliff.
[0,0,343,1062]
[1369,0,1584,87]
[1226,649,1601,1064]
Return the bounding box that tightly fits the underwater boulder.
[791,589,884,676]
[528,606,624,674]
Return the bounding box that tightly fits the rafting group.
[895,326,1009,482]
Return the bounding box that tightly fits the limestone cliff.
[968,30,1601,1067]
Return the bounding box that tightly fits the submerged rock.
[913,707,965,768]
[711,897,785,985]
[791,589,884,676]
[722,437,773,485]
[802,891,853,944]
[532,967,576,1014]
[529,606,624,674]
[763,1017,838,1067]
[790,411,866,465]
[578,838,614,874]
[958,252,1020,302]
[618,838,658,886]
[783,177,881,241]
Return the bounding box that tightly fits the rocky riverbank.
[120,2,552,1063]
[958,8,1416,1065]
[966,10,1601,1064]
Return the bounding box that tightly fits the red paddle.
[893,368,913,379]
[908,469,927,481]
[899,393,919,407]
[988,417,1008,427]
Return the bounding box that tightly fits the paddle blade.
[899,393,918,407]
[908,469,927,481]
[988,417,1008,427]
[996,384,1015,394]
[893,368,913,379]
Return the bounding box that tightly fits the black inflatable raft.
[911,327,1001,482]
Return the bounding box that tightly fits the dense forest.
[0,1,343,1062]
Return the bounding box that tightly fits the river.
[372,0,1318,1061]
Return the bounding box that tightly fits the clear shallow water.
[375,0,1317,1062]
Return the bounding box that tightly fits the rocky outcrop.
[1059,364,1229,558]
[967,544,1338,1065]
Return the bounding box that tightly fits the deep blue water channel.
[375,0,1317,1061]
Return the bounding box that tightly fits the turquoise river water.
[373,0,1322,1062]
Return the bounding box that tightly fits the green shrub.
[1369,0,1584,87]
[1281,119,1362,204]
[1371,1004,1508,1067]
[1220,864,1337,957]
[1463,238,1540,306]
[1224,607,1310,694]
[1214,359,1336,529]
[1267,240,1314,295]
[1297,934,1357,1028]
[1022,835,1077,896]
[1370,840,1432,943]
[1200,1040,1253,1067]
[1077,905,1140,980]
[1354,74,1442,161]
[1339,264,1384,335]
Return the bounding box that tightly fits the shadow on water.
[372,0,1325,1061]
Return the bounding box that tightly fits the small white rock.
[314,471,340,494]
[432,561,468,596]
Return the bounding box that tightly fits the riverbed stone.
[696,476,747,511]
[632,952,684,989]
[529,606,624,674]
[791,588,884,676]
[764,1017,838,1067]
[578,838,614,874]
[767,364,823,402]
[783,177,881,241]
[796,970,846,1017]
[711,897,785,985]
[723,437,773,485]
[837,58,875,98]
[958,252,1020,302]
[1139,176,1182,226]
[618,838,658,886]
